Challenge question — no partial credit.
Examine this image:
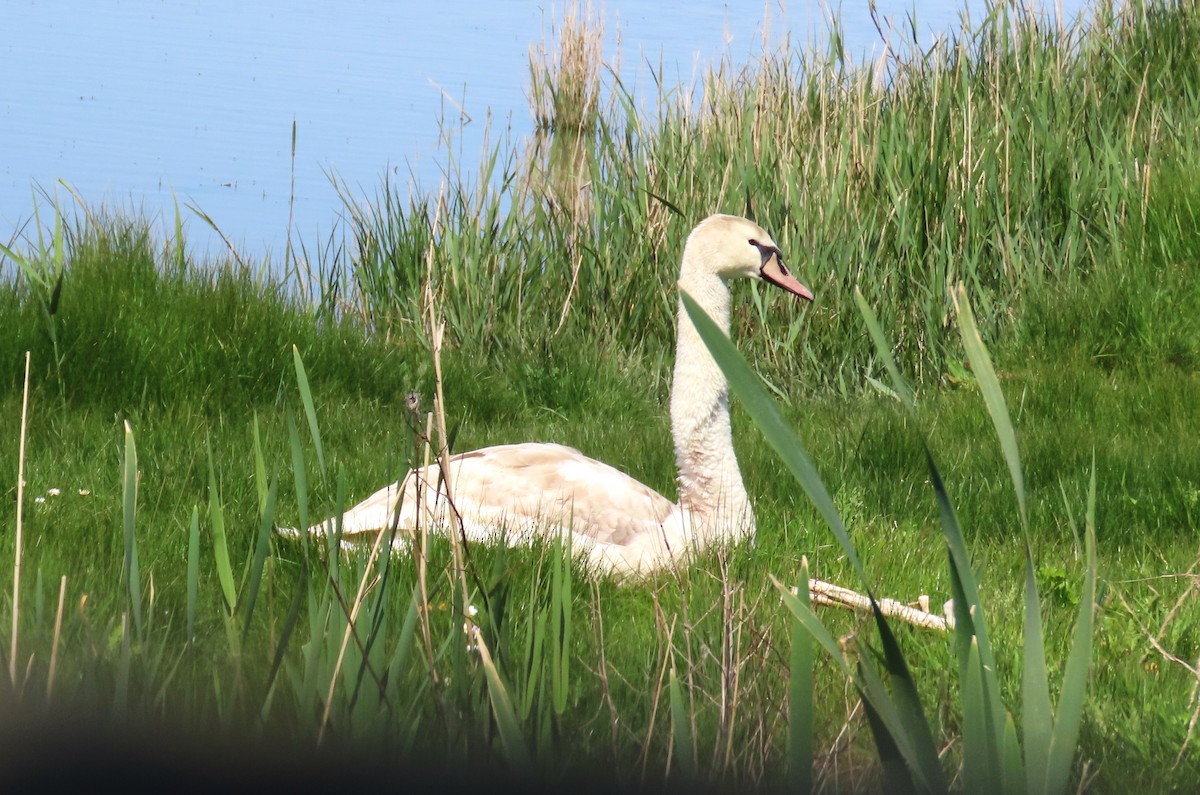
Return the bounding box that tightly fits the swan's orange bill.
[761,251,814,302]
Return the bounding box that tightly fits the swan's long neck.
[671,265,754,541]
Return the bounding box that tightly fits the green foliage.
[694,281,1099,793]
[321,0,1200,398]
[0,206,416,413]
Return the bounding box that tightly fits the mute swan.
[283,214,813,576]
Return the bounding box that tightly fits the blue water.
[1,1,1091,262]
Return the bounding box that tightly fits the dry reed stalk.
[10,351,31,691]
[805,578,954,632]
[638,593,673,785]
[1111,572,1200,765]
[415,409,437,678]
[316,525,387,745]
[46,575,67,700]
[588,582,622,754]
[420,188,473,619]
[714,554,744,774]
[527,1,603,135]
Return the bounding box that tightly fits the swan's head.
[684,214,815,302]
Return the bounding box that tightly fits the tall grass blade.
[962,637,998,795]
[264,555,307,711]
[252,412,269,515]
[1042,462,1098,795]
[186,201,247,270]
[854,286,915,410]
[287,412,311,552]
[778,576,939,787]
[519,586,548,720]
[669,660,697,780]
[952,283,1027,534]
[868,603,948,793]
[550,529,572,715]
[858,690,920,795]
[51,209,63,279]
[1022,550,1054,794]
[114,613,131,721]
[186,506,200,643]
[787,558,815,795]
[171,196,186,271]
[1002,712,1026,795]
[122,420,142,639]
[387,588,422,695]
[292,345,326,481]
[850,639,941,792]
[682,290,867,583]
[11,351,32,691]
[206,439,238,614]
[241,479,277,640]
[690,287,952,786]
[772,576,852,678]
[475,629,533,775]
[927,449,1007,750]
[46,574,67,701]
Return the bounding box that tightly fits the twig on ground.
[802,577,955,632]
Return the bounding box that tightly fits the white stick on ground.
[804,577,956,633]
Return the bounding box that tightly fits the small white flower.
[467,604,479,617]
[47,488,61,497]
[34,496,45,504]
[78,489,91,497]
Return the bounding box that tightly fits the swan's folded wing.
[290,442,675,551]
[444,443,675,547]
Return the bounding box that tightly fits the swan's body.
[283,214,813,576]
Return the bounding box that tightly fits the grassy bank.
[2,1,1199,791]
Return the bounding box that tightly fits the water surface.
[1,1,1090,261]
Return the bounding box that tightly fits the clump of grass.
[0,201,418,413]
[337,0,1200,400]
[527,2,604,136]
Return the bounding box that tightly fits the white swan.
[283,214,813,576]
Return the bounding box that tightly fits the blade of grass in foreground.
[1022,549,1054,793]
[787,558,814,795]
[1042,464,1097,795]
[927,444,1008,765]
[681,290,868,584]
[550,530,573,716]
[867,601,949,793]
[475,628,533,775]
[287,412,311,553]
[264,555,308,706]
[292,345,327,482]
[953,283,1027,534]
[859,288,1006,781]
[252,412,269,515]
[241,479,276,641]
[186,506,200,643]
[122,420,142,640]
[688,290,937,787]
[854,286,915,411]
[669,659,697,780]
[206,439,238,614]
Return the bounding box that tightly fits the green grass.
[2,0,1200,791]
